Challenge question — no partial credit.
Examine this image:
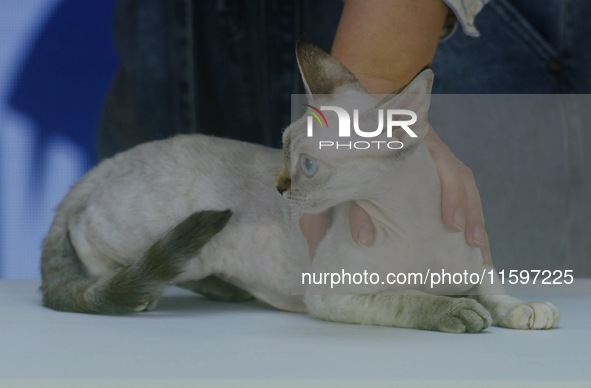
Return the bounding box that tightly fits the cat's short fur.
[41,41,559,332]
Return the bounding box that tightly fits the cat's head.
[276,40,433,213]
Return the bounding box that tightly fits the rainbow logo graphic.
[303,104,329,127]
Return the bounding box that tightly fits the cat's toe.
[544,302,560,328]
[133,302,150,312]
[502,302,560,329]
[437,298,492,333]
[459,308,491,333]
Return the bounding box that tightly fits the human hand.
[424,126,492,265]
[299,210,331,258]
[299,127,492,266]
[300,203,374,258]
[303,0,490,264]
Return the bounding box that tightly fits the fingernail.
[482,248,492,267]
[452,208,466,232]
[473,225,485,246]
[357,227,373,246]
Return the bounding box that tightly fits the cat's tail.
[41,209,232,314]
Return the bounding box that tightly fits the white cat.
[41,41,559,332]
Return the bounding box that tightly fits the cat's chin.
[285,199,329,215]
[292,200,340,215]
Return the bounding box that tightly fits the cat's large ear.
[296,39,362,97]
[378,68,434,142]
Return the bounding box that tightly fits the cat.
[41,40,559,333]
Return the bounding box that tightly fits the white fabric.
[442,0,491,38]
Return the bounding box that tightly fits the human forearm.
[331,0,448,94]
[330,0,492,265]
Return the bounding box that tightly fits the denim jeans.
[432,0,591,276]
[433,0,591,92]
[97,0,342,157]
[98,0,591,275]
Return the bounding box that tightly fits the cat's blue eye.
[299,154,318,178]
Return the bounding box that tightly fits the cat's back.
[62,134,282,274]
[74,134,281,215]
[98,134,280,180]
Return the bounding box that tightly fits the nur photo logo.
[304,104,419,150]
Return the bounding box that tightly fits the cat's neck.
[357,144,443,236]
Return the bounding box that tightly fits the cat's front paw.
[435,298,492,333]
[500,302,559,329]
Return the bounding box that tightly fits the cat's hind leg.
[125,210,234,313]
[42,209,232,314]
[177,276,253,302]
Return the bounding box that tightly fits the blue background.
[0,0,117,277]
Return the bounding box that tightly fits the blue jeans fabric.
[97,0,342,157]
[98,0,591,275]
[433,0,591,93]
[432,0,591,276]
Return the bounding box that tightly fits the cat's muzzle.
[276,168,291,195]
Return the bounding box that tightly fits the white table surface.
[0,280,590,387]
